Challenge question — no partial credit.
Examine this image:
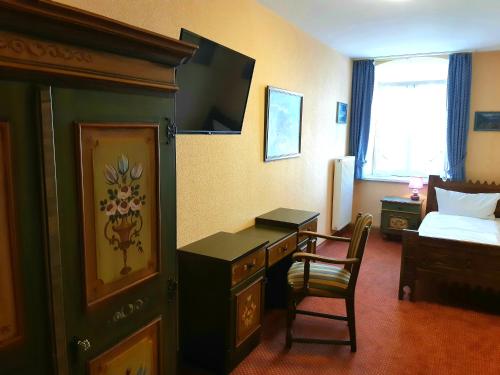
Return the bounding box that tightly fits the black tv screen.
[176,29,255,134]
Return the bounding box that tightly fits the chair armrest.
[292,252,359,265]
[298,231,351,243]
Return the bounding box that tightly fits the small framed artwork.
[88,317,161,375]
[264,86,303,162]
[0,122,23,349]
[336,102,347,124]
[474,112,500,131]
[76,123,160,308]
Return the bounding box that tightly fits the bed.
[399,175,500,301]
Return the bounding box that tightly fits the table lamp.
[408,177,424,201]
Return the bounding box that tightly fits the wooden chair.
[286,213,373,352]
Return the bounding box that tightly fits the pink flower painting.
[100,154,146,275]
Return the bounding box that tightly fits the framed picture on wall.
[264,86,303,162]
[474,112,500,131]
[336,102,348,124]
[76,123,161,308]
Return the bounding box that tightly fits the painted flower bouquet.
[100,154,146,275]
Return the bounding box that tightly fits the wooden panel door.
[0,81,53,375]
[235,278,263,348]
[47,86,178,375]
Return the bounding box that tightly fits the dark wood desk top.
[236,225,295,247]
[178,208,319,265]
[178,231,268,262]
[255,207,319,228]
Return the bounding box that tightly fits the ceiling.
[257,0,500,58]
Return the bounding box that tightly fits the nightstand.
[380,196,423,237]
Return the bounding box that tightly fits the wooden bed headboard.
[426,175,500,217]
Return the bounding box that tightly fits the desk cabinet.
[178,232,268,374]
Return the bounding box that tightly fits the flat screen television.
[176,29,256,134]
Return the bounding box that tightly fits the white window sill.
[360,175,429,185]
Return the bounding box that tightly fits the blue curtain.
[446,53,472,181]
[349,60,375,179]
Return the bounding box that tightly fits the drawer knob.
[243,263,256,271]
[281,244,288,253]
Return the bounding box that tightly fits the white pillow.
[435,187,500,220]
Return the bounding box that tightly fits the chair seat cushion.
[288,261,350,293]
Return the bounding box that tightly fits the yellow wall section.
[57,0,352,246]
[352,181,428,227]
[467,51,500,182]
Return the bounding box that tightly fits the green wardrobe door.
[0,82,53,375]
[51,87,177,375]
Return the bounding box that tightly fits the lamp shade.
[408,177,424,189]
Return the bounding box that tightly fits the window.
[363,57,448,180]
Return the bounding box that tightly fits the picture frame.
[264,86,303,162]
[474,112,500,131]
[88,317,162,375]
[0,122,23,349]
[76,123,161,308]
[336,102,347,124]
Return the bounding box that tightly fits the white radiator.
[331,156,355,232]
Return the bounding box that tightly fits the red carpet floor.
[232,230,500,375]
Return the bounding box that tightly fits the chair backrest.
[346,213,372,290]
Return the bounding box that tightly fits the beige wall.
[57,0,352,246]
[467,51,500,182]
[353,51,500,227]
[352,180,428,227]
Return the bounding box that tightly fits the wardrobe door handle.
[76,338,91,352]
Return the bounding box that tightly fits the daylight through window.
[363,57,448,180]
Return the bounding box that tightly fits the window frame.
[361,57,448,182]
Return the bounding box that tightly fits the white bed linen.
[418,211,500,246]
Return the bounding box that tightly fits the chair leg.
[292,299,297,321]
[286,293,295,349]
[345,297,356,352]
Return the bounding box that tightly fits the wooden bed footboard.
[399,175,500,302]
[399,230,500,301]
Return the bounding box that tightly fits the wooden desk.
[178,208,319,374]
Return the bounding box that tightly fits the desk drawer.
[267,233,297,267]
[298,219,318,244]
[232,247,265,286]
